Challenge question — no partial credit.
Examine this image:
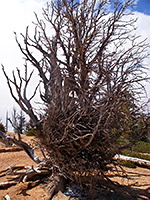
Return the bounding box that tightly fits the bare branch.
[0,131,43,164]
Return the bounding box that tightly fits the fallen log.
[0,147,22,153]
[0,181,17,189]
[114,154,150,168]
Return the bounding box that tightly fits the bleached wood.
[0,181,17,188]
[114,154,150,167]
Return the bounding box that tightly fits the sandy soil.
[107,166,150,199]
[0,150,48,200]
[0,133,150,199]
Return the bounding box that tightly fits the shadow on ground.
[67,168,150,200]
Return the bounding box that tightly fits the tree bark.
[46,175,67,200]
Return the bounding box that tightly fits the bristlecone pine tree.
[1,0,150,199]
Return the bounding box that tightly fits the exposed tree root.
[0,164,51,186]
[0,163,67,200]
[46,175,67,200]
[0,131,67,199]
[0,181,17,189]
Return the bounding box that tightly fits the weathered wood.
[0,165,26,175]
[46,175,67,200]
[0,130,43,164]
[0,181,17,188]
[0,164,52,191]
[114,154,150,167]
[0,147,22,153]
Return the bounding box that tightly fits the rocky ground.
[0,133,150,199]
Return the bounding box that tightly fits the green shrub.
[26,128,35,136]
[119,160,136,168]
[132,141,150,153]
[122,149,150,161]
[0,122,5,132]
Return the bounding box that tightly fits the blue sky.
[133,0,150,15]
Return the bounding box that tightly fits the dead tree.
[5,111,8,132]
[8,107,27,135]
[1,0,150,198]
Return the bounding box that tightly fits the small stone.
[52,191,71,200]
[4,195,11,200]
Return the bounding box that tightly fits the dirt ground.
[0,133,150,199]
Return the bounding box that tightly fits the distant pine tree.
[0,122,6,133]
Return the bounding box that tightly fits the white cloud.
[133,12,150,98]
[133,12,150,43]
[0,0,46,129]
